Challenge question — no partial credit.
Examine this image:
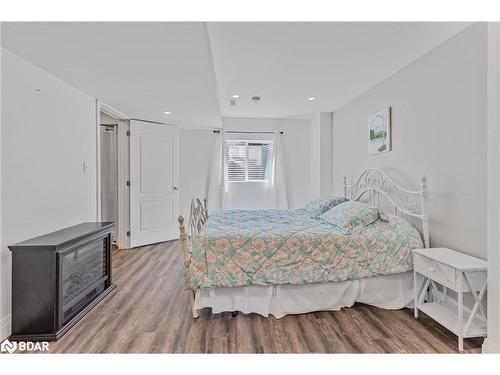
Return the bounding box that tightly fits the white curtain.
[206,130,227,213]
[270,132,288,209]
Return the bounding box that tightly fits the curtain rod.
[213,130,284,134]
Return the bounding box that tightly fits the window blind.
[225,140,274,182]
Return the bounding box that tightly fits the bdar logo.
[1,339,17,354]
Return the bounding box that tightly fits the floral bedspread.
[186,208,423,289]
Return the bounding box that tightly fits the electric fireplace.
[9,222,115,341]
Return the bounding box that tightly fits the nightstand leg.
[458,271,464,352]
[413,270,418,318]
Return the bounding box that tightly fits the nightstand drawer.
[414,254,456,289]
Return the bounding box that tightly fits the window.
[225,140,274,182]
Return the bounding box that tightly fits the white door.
[129,120,179,248]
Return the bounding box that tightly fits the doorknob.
[172,186,179,192]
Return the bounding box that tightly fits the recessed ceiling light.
[164,111,171,115]
[308,97,316,101]
[232,94,239,98]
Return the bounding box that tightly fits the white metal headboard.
[344,168,429,248]
[178,169,429,247]
[177,198,208,272]
[187,198,208,238]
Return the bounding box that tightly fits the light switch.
[82,162,88,174]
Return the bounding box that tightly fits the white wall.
[100,112,118,125]
[310,116,320,198]
[0,49,98,339]
[320,116,333,196]
[0,23,3,340]
[179,117,312,218]
[223,118,312,210]
[179,128,214,220]
[310,113,333,198]
[332,23,487,259]
[485,22,500,354]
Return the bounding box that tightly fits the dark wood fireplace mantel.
[9,222,116,341]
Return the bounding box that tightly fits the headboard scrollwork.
[188,198,208,238]
[344,169,429,248]
[177,198,208,270]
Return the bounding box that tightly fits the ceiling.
[1,22,222,127]
[1,22,472,127]
[207,22,472,118]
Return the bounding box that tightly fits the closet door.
[129,120,179,248]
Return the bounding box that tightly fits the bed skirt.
[194,271,414,318]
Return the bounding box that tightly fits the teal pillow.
[319,201,380,234]
[303,196,348,219]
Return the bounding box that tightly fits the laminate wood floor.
[49,241,483,354]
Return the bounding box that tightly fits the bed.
[178,169,429,318]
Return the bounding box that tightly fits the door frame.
[96,101,131,249]
[485,22,500,354]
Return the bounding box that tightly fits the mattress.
[187,208,423,289]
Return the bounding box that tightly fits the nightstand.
[413,247,487,352]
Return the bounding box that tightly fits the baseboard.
[482,337,500,353]
[0,314,11,341]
